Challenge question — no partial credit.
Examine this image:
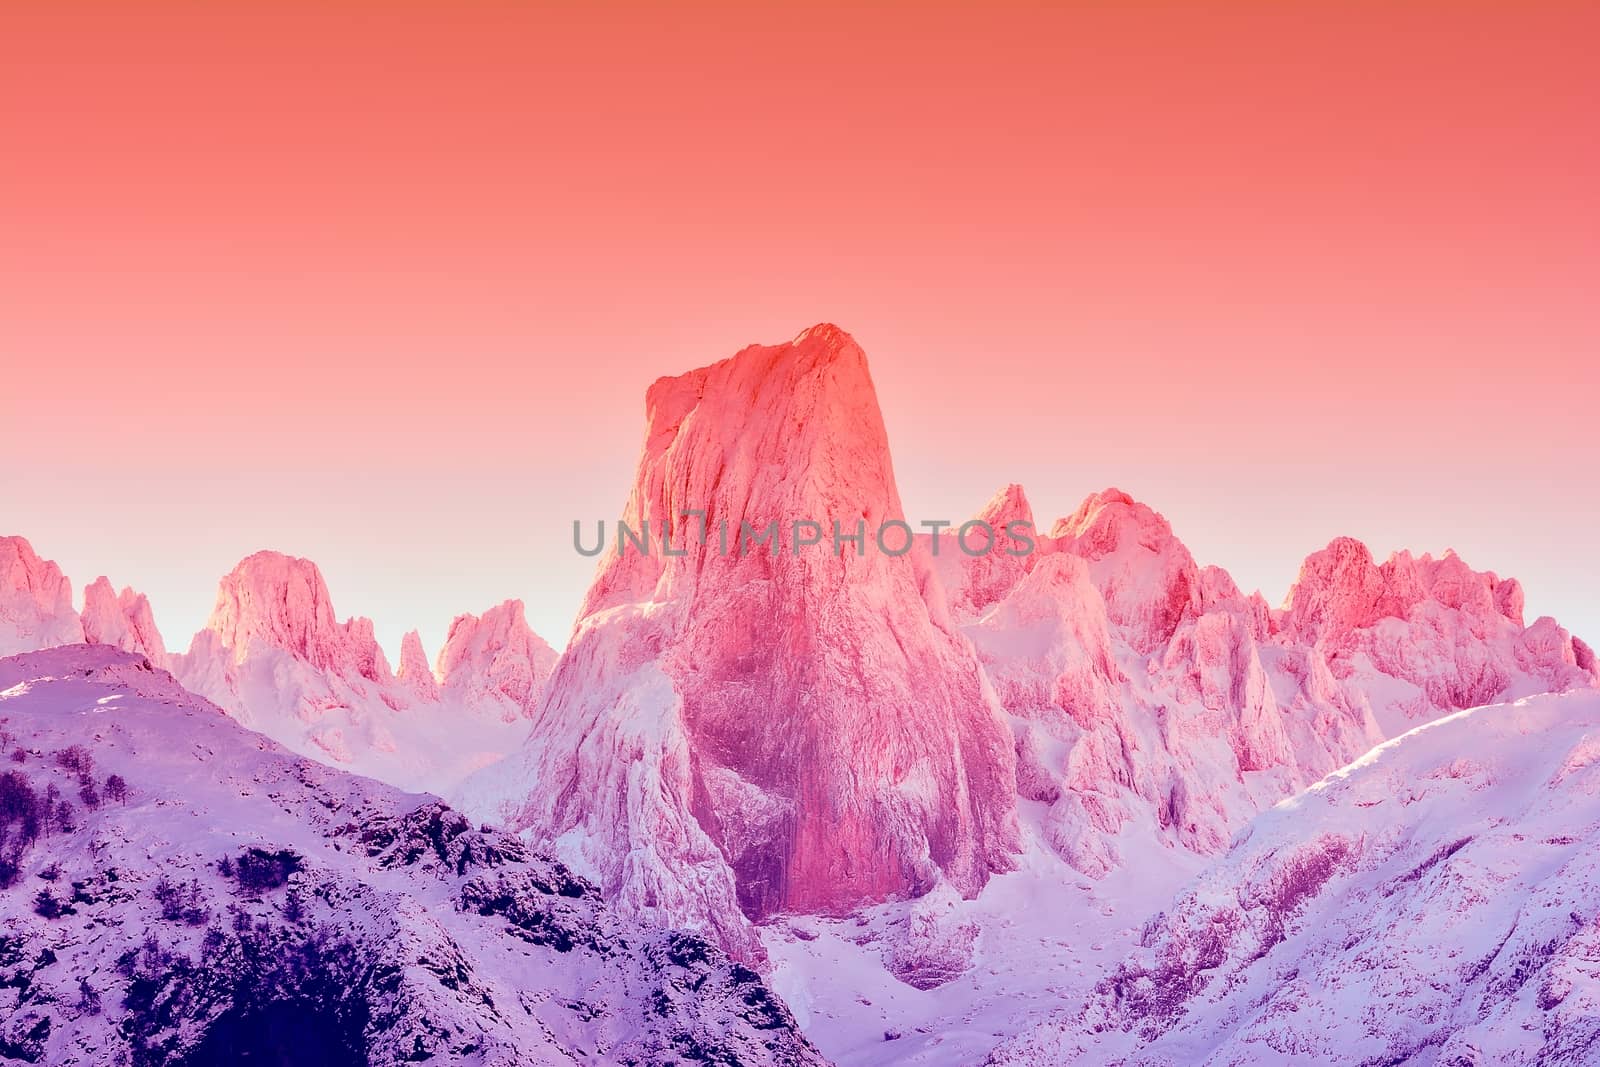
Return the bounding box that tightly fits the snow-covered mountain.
[0,644,825,1066]
[932,482,1596,883]
[171,551,559,795]
[988,686,1600,1066]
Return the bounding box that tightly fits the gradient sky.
[2,2,1597,664]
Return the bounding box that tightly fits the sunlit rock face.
[463,324,1020,961]
[194,550,394,682]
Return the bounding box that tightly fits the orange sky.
[2,2,1597,660]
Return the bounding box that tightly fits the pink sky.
[2,2,1596,662]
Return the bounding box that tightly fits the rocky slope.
[0,644,825,1066]
[460,324,1021,963]
[988,687,1600,1066]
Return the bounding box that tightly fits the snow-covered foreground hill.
[989,687,1600,1066]
[0,645,823,1066]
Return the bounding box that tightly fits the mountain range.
[4,324,1596,1065]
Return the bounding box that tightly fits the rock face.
[462,324,1021,961]
[0,536,83,655]
[989,688,1600,1067]
[0,645,825,1067]
[175,553,558,795]
[80,575,169,666]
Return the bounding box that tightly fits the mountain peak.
[793,320,856,348]
[1280,536,1530,644]
[199,550,389,681]
[593,321,895,618]
[978,482,1034,528]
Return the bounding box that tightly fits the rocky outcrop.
[396,629,440,702]
[196,550,393,682]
